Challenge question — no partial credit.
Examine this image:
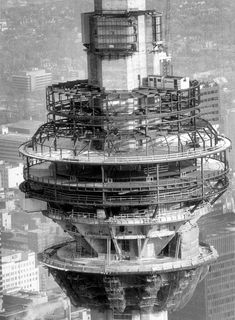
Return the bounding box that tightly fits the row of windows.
[96,35,137,44]
[4,270,37,277]
[200,97,219,102]
[208,302,235,317]
[4,274,38,281]
[96,18,134,26]
[200,103,219,108]
[4,283,37,290]
[200,90,219,95]
[209,257,235,272]
[207,267,235,279]
[200,111,219,115]
[208,288,235,300]
[208,305,235,320]
[209,295,234,307]
[211,235,235,254]
[207,273,235,285]
[3,277,38,284]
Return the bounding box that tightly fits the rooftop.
[5,120,41,133]
[0,132,30,142]
[13,68,51,77]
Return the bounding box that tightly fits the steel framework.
[19,1,230,318]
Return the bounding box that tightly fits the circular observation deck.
[20,79,227,166]
[19,134,230,165]
[38,240,218,275]
[20,155,229,207]
[19,79,230,213]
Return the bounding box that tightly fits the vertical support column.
[153,163,160,218]
[191,86,197,136]
[224,150,227,170]
[177,92,181,152]
[156,163,160,207]
[52,92,57,150]
[189,86,196,149]
[101,165,105,203]
[110,227,122,259]
[72,97,77,155]
[91,96,95,136]
[107,238,111,265]
[145,97,148,156]
[26,157,30,180]
[201,157,204,198]
[137,238,142,259]
[175,235,181,259]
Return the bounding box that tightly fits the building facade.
[0,132,29,165]
[199,82,220,126]
[169,213,235,320]
[12,69,52,93]
[0,161,23,190]
[204,217,235,320]
[0,198,3,312]
[2,249,39,293]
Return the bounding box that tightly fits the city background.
[0,0,234,319]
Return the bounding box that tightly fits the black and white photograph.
[0,1,234,319]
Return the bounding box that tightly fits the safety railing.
[23,164,228,192]
[46,80,200,118]
[19,136,231,164]
[44,205,208,225]
[22,179,228,206]
[47,99,200,121]
[38,242,218,274]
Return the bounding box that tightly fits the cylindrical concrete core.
[94,0,146,11]
[90,310,168,320]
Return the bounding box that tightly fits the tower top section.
[94,0,146,11]
[83,0,165,90]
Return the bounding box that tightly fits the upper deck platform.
[19,135,230,165]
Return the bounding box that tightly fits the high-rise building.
[0,121,41,164]
[0,161,23,190]
[225,109,235,172]
[12,69,52,93]
[169,213,235,320]
[19,1,230,319]
[199,82,220,126]
[0,290,72,320]
[0,196,3,312]
[2,249,39,293]
[203,216,235,320]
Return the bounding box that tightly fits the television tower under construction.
[19,1,230,319]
